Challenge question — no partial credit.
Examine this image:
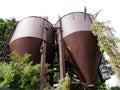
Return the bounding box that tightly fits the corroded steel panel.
[9,16,54,63]
[56,12,100,84]
[9,16,54,46]
[56,12,92,38]
[9,37,42,63]
[64,31,99,84]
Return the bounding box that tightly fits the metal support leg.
[57,17,66,79]
[40,24,47,89]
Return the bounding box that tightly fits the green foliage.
[94,74,107,90]
[90,21,120,79]
[0,18,55,90]
[108,86,120,90]
[0,18,17,60]
[1,17,120,90]
[0,51,40,90]
[41,83,54,90]
[55,76,71,90]
[53,53,60,84]
[0,18,16,46]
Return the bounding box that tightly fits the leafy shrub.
[109,87,120,90]
[55,76,71,90]
[0,18,17,61]
[90,21,120,79]
[0,51,40,90]
[0,18,16,46]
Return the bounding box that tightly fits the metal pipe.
[40,18,47,89]
[57,16,66,79]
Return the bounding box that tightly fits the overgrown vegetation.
[0,51,40,89]
[0,18,120,90]
[94,74,107,90]
[0,51,54,90]
[55,76,71,90]
[0,18,17,61]
[90,21,120,80]
[0,18,16,47]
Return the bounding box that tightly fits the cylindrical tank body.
[56,12,101,84]
[9,16,54,64]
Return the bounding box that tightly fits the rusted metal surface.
[9,16,54,64]
[9,16,55,88]
[9,16,54,46]
[64,31,99,84]
[64,48,86,82]
[57,16,66,79]
[56,12,101,85]
[40,26,47,88]
[56,12,92,38]
[9,37,42,62]
[57,27,66,79]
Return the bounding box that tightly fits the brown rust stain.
[64,31,100,84]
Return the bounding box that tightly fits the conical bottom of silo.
[9,37,53,64]
[66,58,86,82]
[64,31,100,84]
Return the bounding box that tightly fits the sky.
[0,0,120,87]
[0,0,120,34]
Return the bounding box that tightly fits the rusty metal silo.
[9,16,54,64]
[56,12,101,85]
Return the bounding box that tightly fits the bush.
[90,21,120,79]
[55,76,71,90]
[0,51,40,90]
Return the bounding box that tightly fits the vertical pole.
[57,17,66,79]
[40,18,47,89]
